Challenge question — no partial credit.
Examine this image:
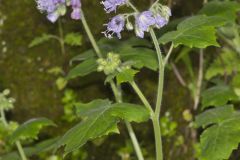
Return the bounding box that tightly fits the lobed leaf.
[159,15,226,48]
[205,49,240,80]
[116,69,139,85]
[64,33,82,46]
[199,1,240,22]
[196,106,240,160]
[10,118,56,143]
[56,99,149,155]
[201,85,239,109]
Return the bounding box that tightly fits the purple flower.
[47,11,60,23]
[70,0,81,20]
[155,14,168,28]
[36,0,57,13]
[103,15,125,39]
[135,11,155,38]
[71,8,81,20]
[36,0,66,22]
[101,0,127,13]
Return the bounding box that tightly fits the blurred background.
[0,0,240,160]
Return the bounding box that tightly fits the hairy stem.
[150,29,165,160]
[0,108,28,160]
[80,9,144,160]
[127,1,165,159]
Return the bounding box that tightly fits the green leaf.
[159,15,226,48]
[29,34,56,48]
[67,58,98,80]
[116,69,139,85]
[196,106,240,160]
[195,105,234,128]
[81,38,158,71]
[110,103,149,123]
[64,33,82,46]
[199,1,240,22]
[56,99,149,155]
[201,85,239,109]
[10,118,56,143]
[205,49,240,80]
[1,137,59,160]
[70,51,95,65]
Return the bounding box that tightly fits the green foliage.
[1,137,59,160]
[160,112,177,137]
[10,118,56,143]
[72,38,158,71]
[56,99,149,155]
[64,33,82,46]
[196,105,240,160]
[201,85,239,109]
[0,89,15,111]
[61,89,78,122]
[116,68,139,85]
[67,58,98,79]
[56,77,67,90]
[159,15,226,48]
[199,1,240,22]
[205,49,240,80]
[29,34,56,48]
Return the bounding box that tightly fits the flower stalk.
[80,8,144,160]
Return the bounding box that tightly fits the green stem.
[150,29,164,160]
[152,115,163,160]
[150,29,164,118]
[80,9,102,58]
[0,108,28,160]
[80,9,144,160]
[125,122,144,160]
[58,19,66,55]
[130,81,154,114]
[130,81,163,160]
[111,83,145,160]
[15,141,28,160]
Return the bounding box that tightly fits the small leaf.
[205,49,240,80]
[159,15,226,48]
[199,1,240,22]
[70,51,95,65]
[10,118,56,143]
[64,33,82,46]
[67,58,98,80]
[56,77,67,90]
[56,99,149,155]
[195,105,234,128]
[116,69,139,85]
[201,85,239,109]
[111,103,149,123]
[196,106,240,160]
[29,34,56,48]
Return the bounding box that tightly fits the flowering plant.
[1,0,240,160]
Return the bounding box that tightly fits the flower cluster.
[97,52,122,75]
[102,1,171,38]
[36,0,82,23]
